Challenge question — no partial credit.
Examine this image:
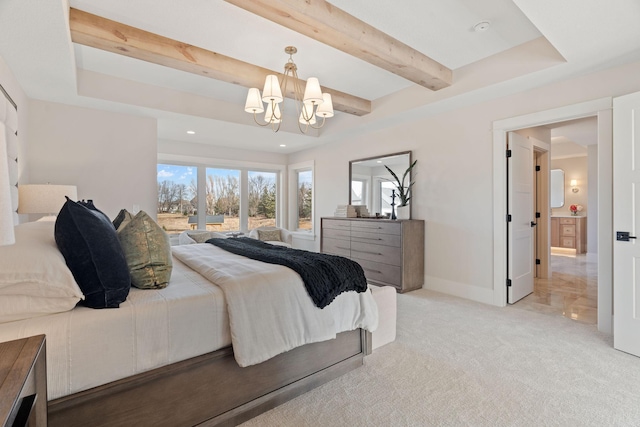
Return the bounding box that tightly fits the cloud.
[186,167,193,175]
[157,170,173,178]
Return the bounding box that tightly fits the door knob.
[616,231,637,242]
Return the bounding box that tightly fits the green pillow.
[114,209,172,289]
[257,229,282,242]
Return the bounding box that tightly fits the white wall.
[290,59,640,303]
[27,100,157,220]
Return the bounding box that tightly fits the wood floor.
[516,249,597,325]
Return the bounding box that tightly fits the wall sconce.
[570,179,579,193]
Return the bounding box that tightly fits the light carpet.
[240,289,640,427]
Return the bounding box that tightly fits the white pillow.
[0,221,84,323]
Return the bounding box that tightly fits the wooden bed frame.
[48,329,371,426]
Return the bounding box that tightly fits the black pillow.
[54,198,131,308]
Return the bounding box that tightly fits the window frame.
[157,155,285,233]
[288,160,315,238]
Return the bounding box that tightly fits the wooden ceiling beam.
[224,0,452,91]
[68,8,371,116]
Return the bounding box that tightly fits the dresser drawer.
[322,219,351,231]
[350,241,401,266]
[561,225,575,236]
[561,237,575,248]
[352,257,401,287]
[559,218,575,225]
[351,229,401,247]
[322,227,351,240]
[321,237,350,257]
[351,221,401,235]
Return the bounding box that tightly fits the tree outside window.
[156,164,197,234]
[248,171,277,229]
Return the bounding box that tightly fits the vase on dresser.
[396,205,410,220]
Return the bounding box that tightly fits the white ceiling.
[1,0,639,154]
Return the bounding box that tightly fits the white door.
[508,132,534,303]
[613,91,640,357]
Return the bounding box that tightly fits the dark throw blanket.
[207,237,367,309]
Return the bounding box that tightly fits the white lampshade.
[299,109,316,125]
[316,93,334,118]
[0,122,14,245]
[303,77,323,104]
[570,179,578,187]
[262,75,283,103]
[299,101,315,123]
[244,88,264,113]
[264,103,281,124]
[18,184,78,216]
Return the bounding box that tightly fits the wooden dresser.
[321,217,424,293]
[550,216,587,254]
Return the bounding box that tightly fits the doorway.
[518,118,598,324]
[492,98,613,334]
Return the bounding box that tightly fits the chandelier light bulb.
[262,75,283,103]
[244,88,264,113]
[316,93,334,118]
[264,103,281,124]
[303,77,323,105]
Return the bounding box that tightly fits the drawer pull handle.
[352,249,382,256]
[336,246,350,250]
[363,268,382,274]
[356,237,382,241]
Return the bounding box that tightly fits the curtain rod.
[0,83,17,111]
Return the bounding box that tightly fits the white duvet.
[172,243,378,367]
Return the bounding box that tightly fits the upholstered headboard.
[0,83,18,226]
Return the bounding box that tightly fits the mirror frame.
[349,150,412,219]
[550,168,565,208]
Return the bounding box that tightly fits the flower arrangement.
[569,204,583,216]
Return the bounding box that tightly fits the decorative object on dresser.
[0,335,47,427]
[321,217,425,293]
[550,216,587,254]
[384,159,417,220]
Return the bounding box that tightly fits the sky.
[157,164,277,187]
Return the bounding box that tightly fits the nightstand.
[0,335,47,427]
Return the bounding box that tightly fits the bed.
[0,220,378,427]
[0,86,379,426]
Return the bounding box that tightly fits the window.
[351,179,366,205]
[206,168,240,231]
[156,164,197,233]
[248,171,277,229]
[380,180,395,216]
[157,161,282,234]
[297,169,313,231]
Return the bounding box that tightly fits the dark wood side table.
[0,335,47,427]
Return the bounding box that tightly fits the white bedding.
[0,257,230,400]
[172,243,379,367]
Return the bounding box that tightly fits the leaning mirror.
[349,151,411,218]
[550,169,564,208]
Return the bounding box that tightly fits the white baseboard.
[423,276,495,306]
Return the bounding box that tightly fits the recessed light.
[376,160,382,163]
[186,130,195,135]
[279,144,286,147]
[473,21,490,32]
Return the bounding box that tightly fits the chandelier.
[244,46,334,133]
